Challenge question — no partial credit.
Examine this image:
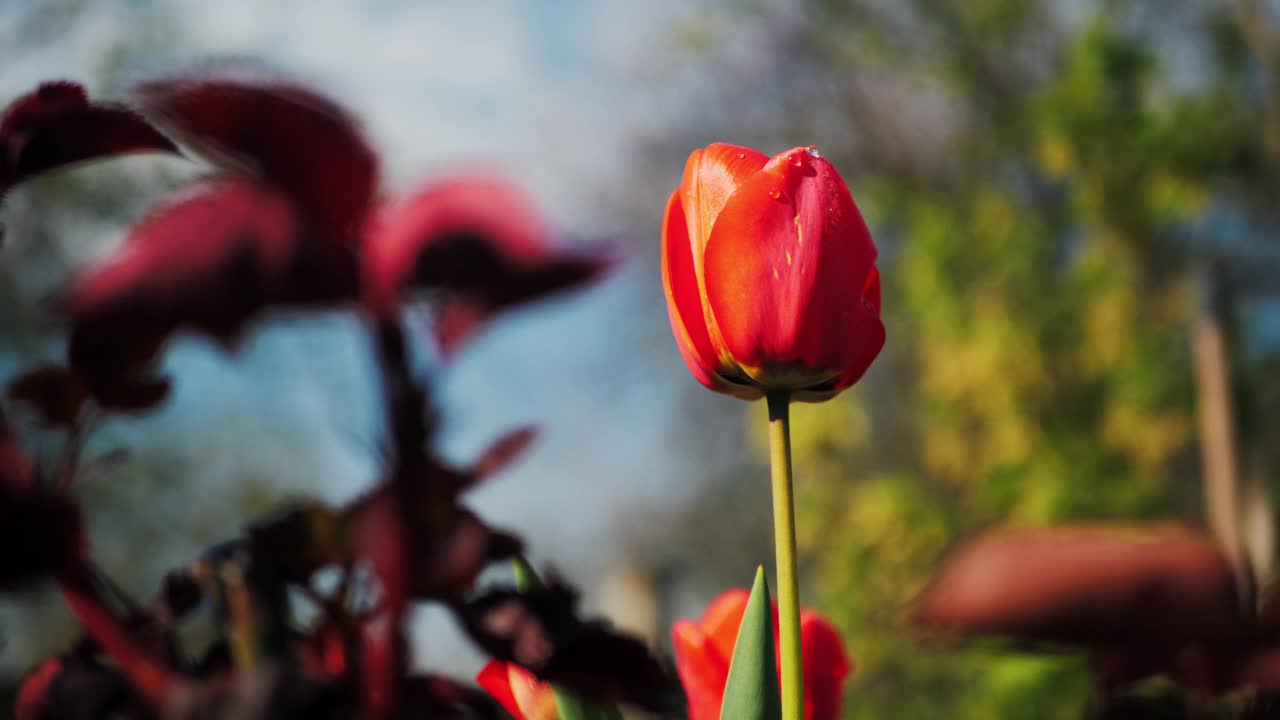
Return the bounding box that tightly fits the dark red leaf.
[470,426,538,482]
[401,675,507,719]
[7,365,89,428]
[458,583,682,714]
[63,178,357,393]
[0,409,81,586]
[89,375,172,415]
[362,175,610,349]
[0,409,35,490]
[163,666,350,720]
[137,75,377,244]
[14,655,152,720]
[913,524,1245,646]
[14,657,61,720]
[354,488,521,602]
[248,502,355,584]
[0,483,83,588]
[0,81,176,196]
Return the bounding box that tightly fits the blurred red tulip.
[913,524,1267,695]
[913,524,1244,646]
[671,589,852,720]
[662,143,883,401]
[0,81,175,198]
[476,660,559,720]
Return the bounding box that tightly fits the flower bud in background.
[671,589,852,720]
[477,660,558,720]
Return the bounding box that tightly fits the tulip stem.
[767,391,803,720]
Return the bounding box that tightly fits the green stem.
[767,391,803,720]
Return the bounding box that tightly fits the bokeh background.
[3,1,1280,718]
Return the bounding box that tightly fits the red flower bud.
[662,143,883,401]
[671,589,852,720]
[476,660,559,720]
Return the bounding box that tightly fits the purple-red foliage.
[0,74,671,720]
[0,81,176,199]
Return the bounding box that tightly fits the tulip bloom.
[671,589,852,720]
[476,661,558,720]
[662,143,883,402]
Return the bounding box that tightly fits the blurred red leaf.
[362,175,610,350]
[401,674,507,719]
[0,409,36,490]
[470,426,538,482]
[7,365,89,428]
[0,412,83,587]
[913,524,1244,646]
[137,75,378,244]
[355,478,523,603]
[14,655,153,720]
[63,178,358,394]
[14,657,61,720]
[0,81,176,197]
[0,482,84,588]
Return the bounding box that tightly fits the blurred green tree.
[667,0,1280,716]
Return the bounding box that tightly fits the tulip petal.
[477,661,526,719]
[662,189,760,398]
[671,621,729,720]
[801,610,852,720]
[796,268,885,402]
[703,148,878,391]
[681,143,769,258]
[698,588,752,661]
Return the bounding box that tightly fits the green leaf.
[720,566,782,720]
[511,555,544,591]
[552,692,624,720]
[510,558,623,720]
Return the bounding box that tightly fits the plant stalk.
[767,391,803,720]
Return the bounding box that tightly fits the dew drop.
[791,154,804,167]
[769,189,785,201]
[805,145,821,157]
[737,152,746,159]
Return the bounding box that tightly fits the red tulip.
[662,143,883,401]
[671,589,852,720]
[476,660,559,720]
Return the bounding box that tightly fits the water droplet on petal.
[791,154,804,167]
[769,189,785,201]
[805,145,821,157]
[737,152,746,159]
